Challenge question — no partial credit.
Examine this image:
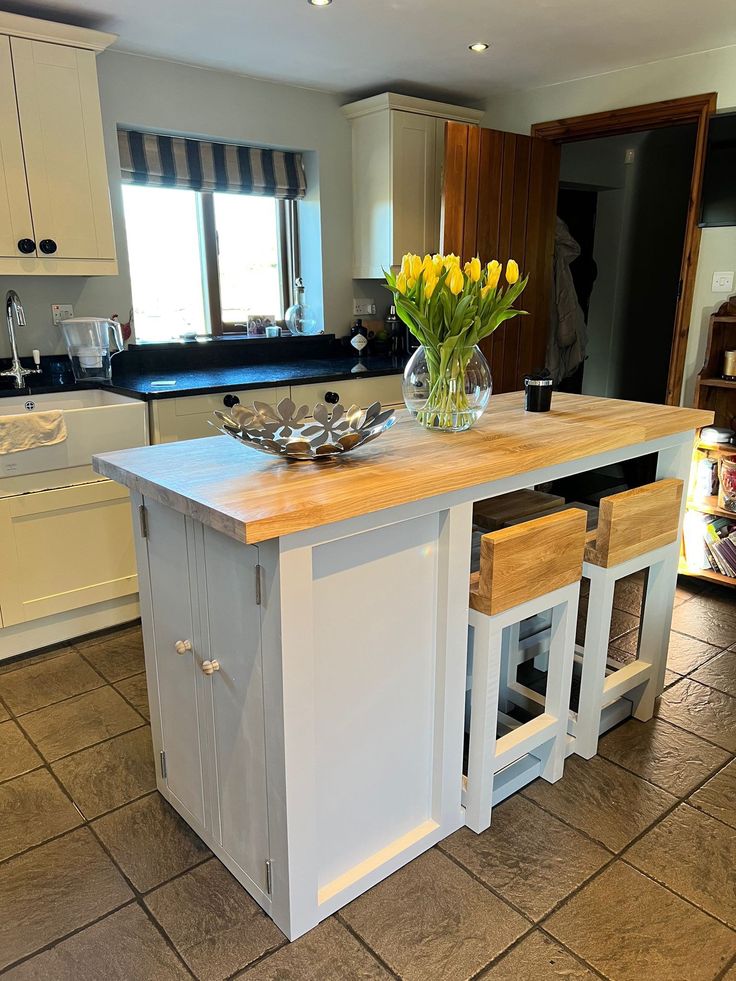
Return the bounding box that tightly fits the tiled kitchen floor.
[0,578,735,980]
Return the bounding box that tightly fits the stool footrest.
[495,713,558,771]
[602,660,652,703]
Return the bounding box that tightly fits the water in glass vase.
[402,344,492,432]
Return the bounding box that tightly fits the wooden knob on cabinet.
[174,639,192,655]
[201,659,220,675]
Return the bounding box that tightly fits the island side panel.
[260,500,472,938]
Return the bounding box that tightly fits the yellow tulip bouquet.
[385,253,528,431]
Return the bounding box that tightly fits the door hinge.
[159,750,167,779]
[255,564,263,605]
[265,858,273,895]
[139,504,149,539]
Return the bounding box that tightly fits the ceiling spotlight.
[308,0,333,5]
[469,42,489,52]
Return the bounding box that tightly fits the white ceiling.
[8,0,736,102]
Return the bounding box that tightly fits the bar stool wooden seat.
[502,479,684,760]
[465,508,587,833]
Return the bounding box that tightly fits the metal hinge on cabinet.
[139,504,149,539]
[255,564,263,605]
[265,858,273,895]
[159,750,167,779]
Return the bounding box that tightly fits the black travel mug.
[524,375,553,412]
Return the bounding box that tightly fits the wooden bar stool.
[465,508,587,834]
[573,478,684,757]
[500,479,684,760]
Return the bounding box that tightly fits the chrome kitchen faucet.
[2,290,41,389]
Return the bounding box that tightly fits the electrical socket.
[353,298,376,317]
[712,272,734,293]
[51,303,74,325]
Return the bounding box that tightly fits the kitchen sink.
[0,389,148,479]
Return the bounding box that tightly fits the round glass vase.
[402,343,492,433]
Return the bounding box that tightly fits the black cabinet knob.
[17,238,36,254]
[223,394,240,408]
[39,239,57,255]
[324,391,339,404]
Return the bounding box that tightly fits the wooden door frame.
[531,93,717,406]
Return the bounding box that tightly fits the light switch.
[711,271,734,293]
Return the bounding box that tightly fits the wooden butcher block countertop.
[93,392,712,544]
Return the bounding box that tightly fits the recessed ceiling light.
[469,42,489,52]
[308,0,333,5]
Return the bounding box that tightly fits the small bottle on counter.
[386,305,405,357]
[350,318,368,357]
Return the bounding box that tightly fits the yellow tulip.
[407,276,416,290]
[396,271,407,294]
[464,257,481,282]
[480,282,491,299]
[424,275,438,298]
[400,253,412,277]
[443,253,460,271]
[410,254,423,280]
[432,254,444,275]
[422,254,435,277]
[506,259,520,285]
[447,265,464,295]
[487,261,501,289]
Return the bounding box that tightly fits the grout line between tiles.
[134,896,199,979]
[334,911,404,980]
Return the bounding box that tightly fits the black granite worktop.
[0,334,406,403]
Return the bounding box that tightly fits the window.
[123,185,297,343]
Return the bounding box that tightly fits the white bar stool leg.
[538,584,579,781]
[498,621,519,713]
[575,568,616,759]
[630,543,679,720]
[465,613,502,834]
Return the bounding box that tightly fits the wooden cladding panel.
[470,508,587,616]
[585,478,684,568]
[442,122,560,393]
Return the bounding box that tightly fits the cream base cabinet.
[0,479,137,627]
[343,93,482,278]
[0,12,116,275]
[137,498,271,904]
[290,374,403,412]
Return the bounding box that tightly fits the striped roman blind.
[117,129,307,199]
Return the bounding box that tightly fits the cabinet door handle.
[174,639,192,655]
[223,394,240,408]
[324,391,339,404]
[17,238,36,254]
[39,239,58,255]
[201,659,220,675]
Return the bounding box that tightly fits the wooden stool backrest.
[585,478,684,568]
[470,508,588,616]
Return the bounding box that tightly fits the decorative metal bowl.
[210,397,396,460]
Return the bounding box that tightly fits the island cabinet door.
[196,526,270,899]
[144,500,208,831]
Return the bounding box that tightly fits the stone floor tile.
[18,686,144,762]
[241,918,388,980]
[92,792,210,892]
[613,575,645,617]
[665,631,724,674]
[114,672,150,720]
[79,627,145,682]
[0,768,82,861]
[342,849,529,981]
[626,803,736,926]
[3,903,190,980]
[0,646,73,676]
[671,594,736,647]
[52,726,156,819]
[655,678,736,752]
[691,647,736,698]
[145,858,283,980]
[688,759,736,829]
[0,719,42,782]
[482,931,598,980]
[545,862,736,981]
[0,828,132,971]
[0,650,104,716]
[597,717,730,796]
[522,755,676,852]
[441,795,609,921]
[0,699,9,721]
[664,668,682,687]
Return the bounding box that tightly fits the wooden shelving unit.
[681,295,736,587]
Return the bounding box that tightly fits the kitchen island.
[94,392,712,940]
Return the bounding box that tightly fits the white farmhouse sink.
[0,389,148,479]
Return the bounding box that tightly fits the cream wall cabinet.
[0,479,137,627]
[138,498,271,901]
[343,93,482,279]
[0,12,117,275]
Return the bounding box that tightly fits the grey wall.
[0,49,361,359]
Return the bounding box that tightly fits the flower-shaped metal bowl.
[210,397,396,460]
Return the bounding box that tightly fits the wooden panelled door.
[442,121,560,393]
